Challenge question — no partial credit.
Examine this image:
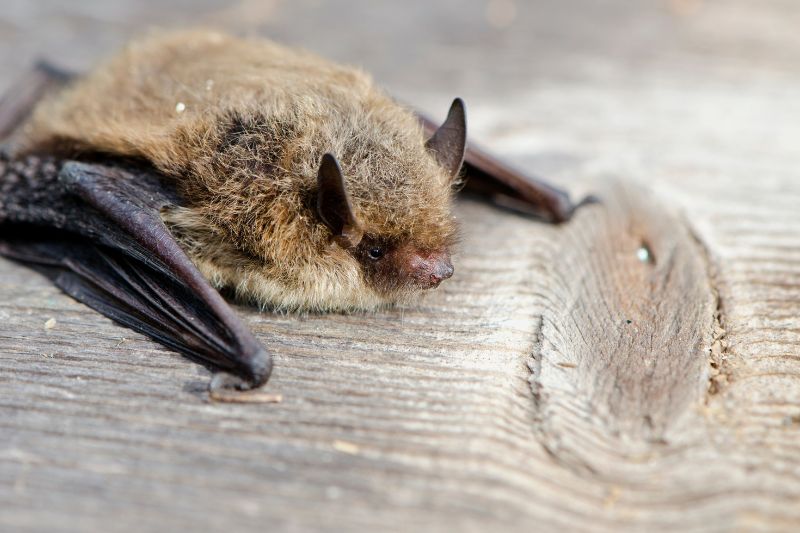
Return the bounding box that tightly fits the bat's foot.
[208,372,282,404]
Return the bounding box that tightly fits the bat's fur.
[20,30,459,312]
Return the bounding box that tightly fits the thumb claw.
[208,372,283,404]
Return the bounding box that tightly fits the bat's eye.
[368,247,385,260]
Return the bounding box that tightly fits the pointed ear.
[425,97,467,180]
[316,153,363,248]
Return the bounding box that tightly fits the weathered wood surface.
[2,1,800,532]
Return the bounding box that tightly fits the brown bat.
[0,30,584,400]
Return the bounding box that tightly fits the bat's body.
[0,30,583,397]
[21,30,460,312]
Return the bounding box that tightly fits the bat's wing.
[0,155,273,396]
[418,111,591,223]
[0,64,273,400]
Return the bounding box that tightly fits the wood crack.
[686,223,734,400]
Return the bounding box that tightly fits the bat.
[0,30,585,401]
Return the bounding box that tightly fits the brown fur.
[21,30,459,311]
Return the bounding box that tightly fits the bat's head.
[315,99,466,300]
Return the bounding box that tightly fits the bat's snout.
[409,250,454,288]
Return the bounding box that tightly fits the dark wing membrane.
[0,62,271,390]
[418,111,583,223]
[0,154,272,388]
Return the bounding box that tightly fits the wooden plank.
[1,1,800,532]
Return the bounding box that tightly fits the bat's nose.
[430,256,454,284]
[409,250,453,288]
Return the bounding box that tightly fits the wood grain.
[532,182,716,472]
[2,1,800,532]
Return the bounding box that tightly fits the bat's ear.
[317,153,364,248]
[426,97,467,181]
